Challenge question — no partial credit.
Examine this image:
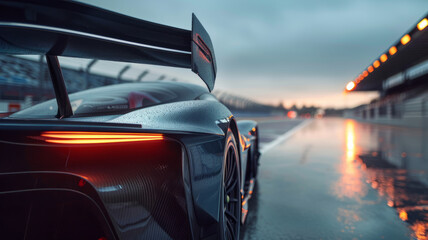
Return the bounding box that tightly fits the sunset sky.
[80,0,428,108]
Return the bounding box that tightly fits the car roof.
[9,81,211,119]
[76,81,209,101]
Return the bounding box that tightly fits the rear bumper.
[0,172,115,240]
[0,131,192,240]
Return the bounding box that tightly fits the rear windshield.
[10,83,178,118]
[2,55,205,119]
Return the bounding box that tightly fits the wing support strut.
[45,55,73,118]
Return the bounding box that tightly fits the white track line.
[260,120,312,154]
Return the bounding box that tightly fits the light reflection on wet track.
[241,118,428,240]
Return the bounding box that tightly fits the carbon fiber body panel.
[0,131,191,240]
[0,83,260,240]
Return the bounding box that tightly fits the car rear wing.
[0,0,217,91]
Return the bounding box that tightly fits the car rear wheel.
[220,129,241,240]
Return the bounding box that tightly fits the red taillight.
[78,179,86,187]
[35,131,163,144]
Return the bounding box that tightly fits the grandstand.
[344,15,428,128]
[0,55,123,112]
[0,55,280,116]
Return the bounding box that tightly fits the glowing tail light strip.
[38,131,163,144]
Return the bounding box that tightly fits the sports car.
[0,1,260,240]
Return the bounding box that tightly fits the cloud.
[80,0,428,107]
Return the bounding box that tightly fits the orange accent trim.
[198,50,210,63]
[194,33,212,63]
[399,210,408,221]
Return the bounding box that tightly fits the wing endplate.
[191,14,217,91]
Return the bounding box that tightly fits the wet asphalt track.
[240,118,428,240]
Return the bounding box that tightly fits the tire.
[219,129,241,240]
[251,146,258,179]
[246,127,259,181]
[244,147,253,193]
[252,127,260,178]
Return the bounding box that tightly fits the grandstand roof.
[346,13,428,92]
